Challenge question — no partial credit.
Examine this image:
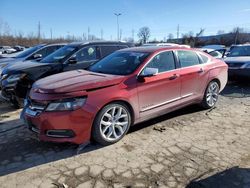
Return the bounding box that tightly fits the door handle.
[169,74,179,80]
[197,68,204,73]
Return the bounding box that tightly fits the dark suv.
[1,41,133,107]
[0,43,65,75]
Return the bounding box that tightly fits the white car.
[200,48,226,59]
[0,46,16,54]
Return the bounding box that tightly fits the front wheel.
[92,102,132,146]
[201,81,220,109]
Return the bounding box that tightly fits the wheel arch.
[209,78,221,89]
[97,99,135,125]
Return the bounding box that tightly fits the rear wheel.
[92,102,132,146]
[201,81,220,109]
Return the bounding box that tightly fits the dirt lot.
[0,81,250,188]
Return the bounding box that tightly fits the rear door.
[176,50,209,101]
[137,51,181,116]
[100,45,120,58]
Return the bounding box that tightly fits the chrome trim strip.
[140,93,193,112]
[181,93,193,98]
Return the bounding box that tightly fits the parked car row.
[0,41,133,107]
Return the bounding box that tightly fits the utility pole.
[101,29,103,40]
[87,27,90,41]
[177,24,179,39]
[114,13,121,41]
[132,29,134,42]
[234,27,239,44]
[38,21,41,42]
[50,28,52,40]
[120,29,122,40]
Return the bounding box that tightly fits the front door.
[137,51,181,117]
[63,46,99,71]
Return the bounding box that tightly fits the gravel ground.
[0,81,249,188]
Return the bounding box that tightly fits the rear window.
[199,53,209,63]
[177,50,200,68]
[100,46,119,57]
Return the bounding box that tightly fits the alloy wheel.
[99,105,129,141]
[206,82,219,107]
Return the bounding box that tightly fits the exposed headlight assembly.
[242,63,250,69]
[1,74,8,80]
[7,73,26,83]
[45,97,87,111]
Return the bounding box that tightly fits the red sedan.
[22,47,228,145]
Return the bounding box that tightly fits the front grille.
[227,62,245,68]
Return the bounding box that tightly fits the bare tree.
[217,30,225,35]
[232,27,244,44]
[137,26,150,44]
[3,21,11,36]
[196,28,205,38]
[167,33,174,40]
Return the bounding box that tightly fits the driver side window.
[74,46,97,62]
[142,51,176,74]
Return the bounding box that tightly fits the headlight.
[0,64,7,76]
[45,97,86,111]
[1,74,8,80]
[242,63,250,68]
[6,73,26,82]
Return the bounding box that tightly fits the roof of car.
[119,46,194,53]
[233,43,250,47]
[68,40,133,46]
[45,43,68,46]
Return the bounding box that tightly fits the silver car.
[224,44,250,78]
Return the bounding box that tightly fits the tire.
[92,102,132,146]
[201,81,220,109]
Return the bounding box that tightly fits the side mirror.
[137,67,158,81]
[33,53,42,59]
[68,57,77,64]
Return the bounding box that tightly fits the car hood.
[33,70,125,94]
[224,56,250,63]
[0,57,17,64]
[2,60,50,75]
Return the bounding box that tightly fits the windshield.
[228,46,250,57]
[88,51,150,75]
[40,45,78,63]
[16,44,44,58]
